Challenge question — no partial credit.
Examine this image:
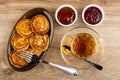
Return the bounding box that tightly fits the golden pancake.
[11,33,29,51]
[16,19,33,37]
[31,14,50,34]
[30,34,49,51]
[9,50,28,68]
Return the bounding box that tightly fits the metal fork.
[18,51,78,76]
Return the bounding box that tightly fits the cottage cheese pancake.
[11,33,29,51]
[16,19,33,37]
[9,50,28,68]
[31,14,50,34]
[30,34,49,51]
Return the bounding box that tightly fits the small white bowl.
[82,4,104,26]
[55,4,78,27]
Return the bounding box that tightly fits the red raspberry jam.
[84,7,102,25]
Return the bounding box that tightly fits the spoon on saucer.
[63,45,103,70]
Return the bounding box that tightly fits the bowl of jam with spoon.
[82,4,104,26]
[55,4,78,27]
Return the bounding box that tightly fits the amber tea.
[71,33,96,59]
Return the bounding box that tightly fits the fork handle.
[42,60,77,76]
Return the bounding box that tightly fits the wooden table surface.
[0,0,120,80]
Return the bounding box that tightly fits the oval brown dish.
[7,8,54,71]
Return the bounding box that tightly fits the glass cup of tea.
[60,27,104,69]
[71,33,97,59]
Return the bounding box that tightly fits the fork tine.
[21,51,33,55]
[20,51,32,58]
[18,51,38,63]
[19,53,32,59]
[18,54,31,63]
[18,51,34,63]
[20,50,31,54]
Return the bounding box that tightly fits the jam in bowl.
[55,4,78,27]
[82,4,104,26]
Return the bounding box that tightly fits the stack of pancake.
[9,14,50,68]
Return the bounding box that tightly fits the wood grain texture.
[0,0,120,80]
